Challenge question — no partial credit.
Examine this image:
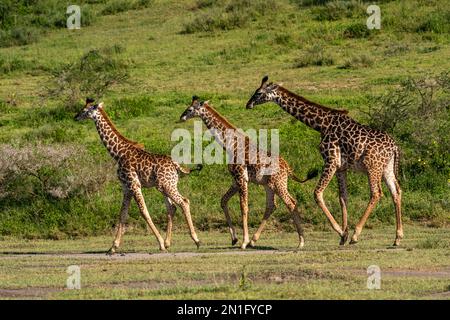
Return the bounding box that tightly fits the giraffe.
[75,98,201,254]
[246,76,403,246]
[179,96,317,249]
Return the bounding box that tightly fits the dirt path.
[0,246,411,261]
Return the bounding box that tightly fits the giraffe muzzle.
[246,101,255,109]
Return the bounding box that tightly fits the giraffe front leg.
[336,170,349,245]
[250,186,275,247]
[221,185,239,246]
[108,189,132,255]
[132,185,166,252]
[238,184,250,250]
[314,162,344,238]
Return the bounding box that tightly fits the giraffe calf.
[180,97,317,249]
[75,98,201,254]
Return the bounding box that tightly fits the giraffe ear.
[261,75,269,86]
[98,102,104,109]
[86,97,95,104]
[192,95,199,102]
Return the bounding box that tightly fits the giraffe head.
[179,96,208,122]
[74,98,103,121]
[246,75,279,109]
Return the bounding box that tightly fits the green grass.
[0,0,449,239]
[0,226,449,299]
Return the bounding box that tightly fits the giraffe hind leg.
[164,197,176,249]
[383,162,403,246]
[164,186,200,249]
[249,186,275,247]
[276,183,305,249]
[350,170,383,244]
[221,184,239,246]
[336,170,349,245]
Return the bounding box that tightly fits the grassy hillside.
[0,0,449,239]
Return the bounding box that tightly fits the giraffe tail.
[394,147,401,184]
[291,168,319,183]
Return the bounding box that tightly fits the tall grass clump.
[101,0,153,15]
[182,0,277,33]
[294,44,334,68]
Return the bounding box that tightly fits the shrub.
[363,72,450,182]
[343,22,371,39]
[0,27,39,47]
[0,143,114,201]
[294,44,334,68]
[47,45,131,111]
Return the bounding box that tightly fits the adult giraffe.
[75,98,201,254]
[246,76,403,246]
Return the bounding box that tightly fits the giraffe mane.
[203,103,237,130]
[276,86,349,114]
[98,108,144,149]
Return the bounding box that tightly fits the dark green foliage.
[364,72,450,188]
[47,46,131,111]
[343,22,371,39]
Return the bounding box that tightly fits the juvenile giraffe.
[246,76,403,246]
[179,96,317,249]
[75,98,201,254]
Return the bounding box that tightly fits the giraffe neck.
[198,105,248,156]
[93,109,143,161]
[271,86,347,132]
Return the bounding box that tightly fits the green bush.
[364,72,450,186]
[343,22,371,39]
[47,45,131,111]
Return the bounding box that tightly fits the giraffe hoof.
[106,248,116,256]
[340,232,349,246]
[164,242,171,249]
[195,240,201,249]
[393,239,401,246]
[231,238,238,246]
[241,242,249,250]
[298,237,305,249]
[249,240,256,248]
[349,239,358,245]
